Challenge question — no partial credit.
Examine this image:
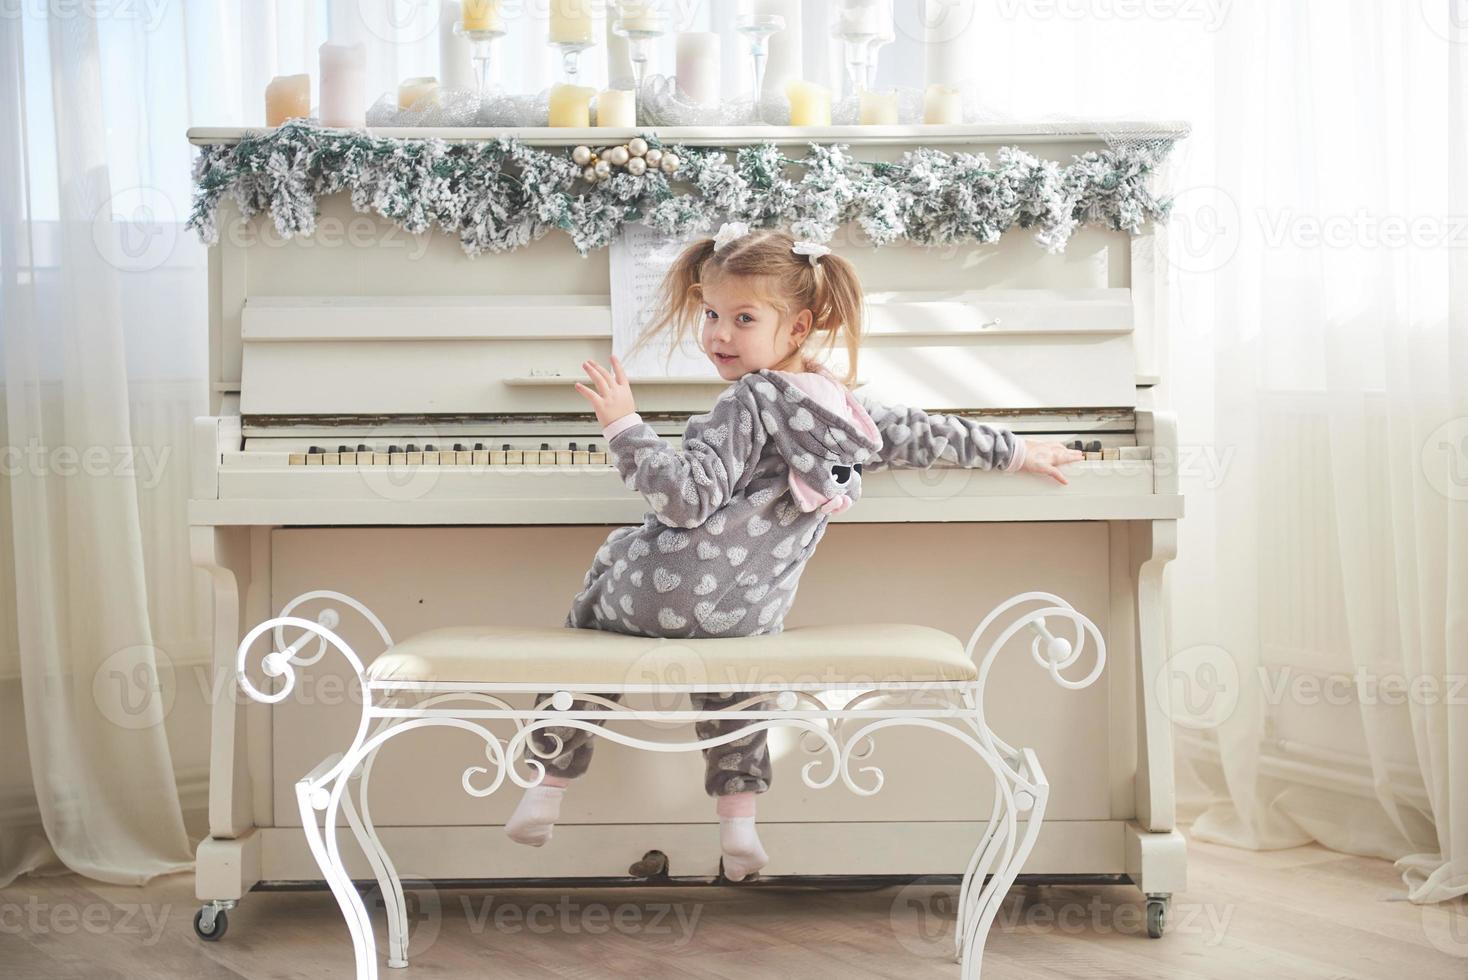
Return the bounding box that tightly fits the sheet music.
[609,222,722,379]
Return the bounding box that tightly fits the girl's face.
[699,275,812,378]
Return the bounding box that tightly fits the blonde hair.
[627,229,865,388]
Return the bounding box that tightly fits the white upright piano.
[189,122,1188,940]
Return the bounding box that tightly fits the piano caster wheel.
[1145,893,1170,938]
[628,849,670,879]
[193,902,232,942]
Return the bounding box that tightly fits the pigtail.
[628,237,719,371]
[808,251,865,388]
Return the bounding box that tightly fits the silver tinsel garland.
[187,119,1175,258]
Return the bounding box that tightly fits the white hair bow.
[713,221,751,251]
[791,240,831,266]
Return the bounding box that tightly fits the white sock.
[505,784,566,847]
[720,815,769,881]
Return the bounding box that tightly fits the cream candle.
[461,0,503,30]
[785,78,830,126]
[858,89,898,124]
[318,41,366,128]
[398,76,440,109]
[549,0,594,44]
[265,74,310,126]
[922,83,962,124]
[597,88,636,126]
[439,2,476,90]
[675,32,721,105]
[548,83,595,125]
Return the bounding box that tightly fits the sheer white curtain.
[2,0,1462,908]
[1179,1,1468,904]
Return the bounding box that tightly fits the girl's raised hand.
[1018,439,1086,485]
[574,354,637,428]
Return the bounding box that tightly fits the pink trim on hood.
[778,363,879,514]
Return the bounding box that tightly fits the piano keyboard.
[286,442,610,467]
[276,437,1152,468]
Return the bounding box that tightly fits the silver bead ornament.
[606,144,630,167]
[644,147,663,167]
[626,156,647,176]
[628,137,648,157]
[572,144,592,167]
[582,165,598,182]
[660,151,680,173]
[594,159,612,179]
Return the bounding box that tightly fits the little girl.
[505,225,1083,880]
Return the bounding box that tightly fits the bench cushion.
[365,623,976,687]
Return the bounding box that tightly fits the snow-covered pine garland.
[187,120,1174,257]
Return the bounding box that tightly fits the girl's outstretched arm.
[603,382,768,529]
[851,391,1027,473]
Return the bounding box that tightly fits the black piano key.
[389,445,402,454]
[1087,440,1102,453]
[588,442,597,453]
[541,442,550,450]
[337,445,350,453]
[502,443,511,451]
[474,443,485,451]
[406,444,419,453]
[425,444,436,452]
[454,443,467,452]
[357,444,370,452]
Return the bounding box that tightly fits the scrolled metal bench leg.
[297,760,379,980]
[341,737,409,968]
[957,767,1050,980]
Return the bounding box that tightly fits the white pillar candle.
[461,0,503,30]
[858,89,897,124]
[265,74,310,126]
[742,0,802,102]
[924,0,976,89]
[785,78,830,126]
[439,2,476,91]
[597,88,636,126]
[922,83,963,124]
[676,32,721,106]
[606,9,635,88]
[318,41,366,128]
[548,83,595,125]
[398,76,440,109]
[549,0,594,44]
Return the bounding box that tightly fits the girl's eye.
[737,313,754,323]
[704,309,717,320]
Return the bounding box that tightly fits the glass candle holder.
[454,23,506,99]
[613,12,666,122]
[734,12,785,123]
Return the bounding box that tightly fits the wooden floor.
[3,825,1464,979]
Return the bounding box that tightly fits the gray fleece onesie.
[531,367,1025,794]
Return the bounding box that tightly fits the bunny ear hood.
[745,366,883,499]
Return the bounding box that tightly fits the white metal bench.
[231,590,1104,980]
